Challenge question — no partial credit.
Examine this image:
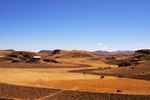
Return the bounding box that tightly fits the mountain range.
[0,49,134,56]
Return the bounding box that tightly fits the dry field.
[74,63,150,80]
[0,49,150,100]
[0,68,100,84]
[1,83,150,100]
[0,63,150,96]
[25,78,150,95]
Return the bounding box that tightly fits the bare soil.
[0,83,150,100]
[0,83,60,100]
[70,63,150,80]
[0,59,150,100]
[26,78,150,95]
[0,62,90,68]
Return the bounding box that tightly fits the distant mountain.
[38,50,53,56]
[0,49,15,52]
[91,51,110,56]
[110,50,135,55]
[91,50,134,56]
[39,49,134,56]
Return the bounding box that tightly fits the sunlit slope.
[51,50,117,68]
[51,50,98,58]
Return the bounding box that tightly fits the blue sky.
[0,0,150,51]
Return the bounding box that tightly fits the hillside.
[70,49,150,80]
[104,49,150,67]
[0,49,15,52]
[0,51,12,58]
[38,50,53,56]
[51,50,99,59]
[0,51,47,63]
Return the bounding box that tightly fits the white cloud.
[98,42,109,51]
[101,46,108,50]
[98,42,103,46]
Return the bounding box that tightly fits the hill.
[0,49,15,57]
[51,50,99,59]
[0,49,15,52]
[70,49,150,80]
[92,50,134,56]
[0,51,12,58]
[39,50,53,56]
[0,51,47,63]
[105,49,150,67]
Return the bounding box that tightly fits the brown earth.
[70,63,150,80]
[0,83,150,100]
[0,83,60,100]
[0,61,150,96]
[0,65,150,96]
[25,78,150,95]
[0,49,150,99]
[0,62,90,68]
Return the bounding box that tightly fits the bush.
[118,62,131,67]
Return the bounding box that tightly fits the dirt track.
[0,83,150,100]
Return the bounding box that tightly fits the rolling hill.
[51,50,99,59]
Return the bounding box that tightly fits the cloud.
[98,42,103,46]
[101,46,108,50]
[98,42,109,51]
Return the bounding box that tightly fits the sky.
[0,0,150,52]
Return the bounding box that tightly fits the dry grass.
[0,68,99,84]
[25,78,150,95]
[51,50,98,58]
[0,50,150,98]
[0,67,150,95]
[0,51,11,57]
[56,58,117,68]
[50,50,117,68]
